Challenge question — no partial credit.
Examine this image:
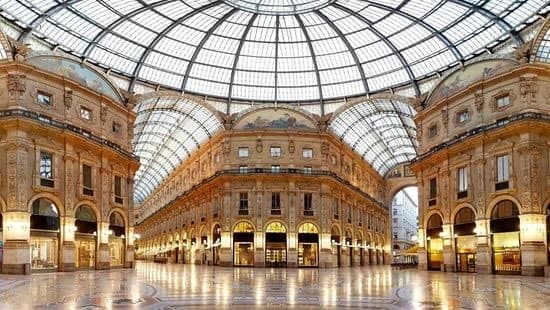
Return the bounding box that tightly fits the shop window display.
[30,198,60,271]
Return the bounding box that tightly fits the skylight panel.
[155,1,194,19]
[114,21,157,46]
[132,11,173,33]
[196,48,236,68]
[401,0,439,18]
[277,56,315,72]
[235,55,276,71]
[315,51,356,70]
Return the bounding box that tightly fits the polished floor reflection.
[0,261,549,309]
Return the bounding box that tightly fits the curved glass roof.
[330,99,417,176]
[133,95,223,203]
[535,20,550,62]
[1,0,546,103]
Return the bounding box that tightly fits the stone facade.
[0,56,139,274]
[411,59,550,276]
[135,107,391,268]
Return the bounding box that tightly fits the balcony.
[333,214,339,220]
[457,191,468,199]
[40,178,55,188]
[115,196,123,204]
[428,198,437,206]
[238,209,249,216]
[271,209,281,215]
[83,187,94,196]
[303,210,314,217]
[495,181,509,191]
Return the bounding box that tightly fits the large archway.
[108,211,126,267]
[426,213,443,271]
[453,206,476,273]
[490,200,521,275]
[297,222,319,267]
[30,198,60,271]
[265,221,287,267]
[390,186,418,264]
[233,221,254,266]
[75,205,97,269]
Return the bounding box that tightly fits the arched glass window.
[109,212,125,237]
[75,205,97,234]
[31,198,59,231]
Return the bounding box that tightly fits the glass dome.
[1,0,546,103]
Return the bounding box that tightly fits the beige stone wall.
[0,60,139,273]
[411,62,550,275]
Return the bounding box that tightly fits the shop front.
[297,222,318,267]
[265,222,287,267]
[108,212,126,268]
[233,222,254,266]
[454,207,476,273]
[74,205,97,269]
[490,200,521,275]
[426,214,443,271]
[30,198,60,272]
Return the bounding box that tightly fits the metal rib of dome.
[1,0,547,104]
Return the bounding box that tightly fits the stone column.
[442,224,455,272]
[520,214,547,276]
[218,231,232,266]
[417,228,427,270]
[254,231,265,267]
[125,227,135,268]
[318,232,332,268]
[2,212,30,274]
[97,222,110,269]
[475,219,491,274]
[60,216,76,272]
[287,232,297,268]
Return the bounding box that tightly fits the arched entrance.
[200,227,208,265]
[30,198,60,271]
[212,224,221,266]
[390,186,419,264]
[297,222,318,267]
[331,226,341,267]
[265,221,287,267]
[490,200,520,275]
[345,229,353,266]
[75,205,97,269]
[426,213,443,271]
[233,221,254,266]
[108,211,125,267]
[454,207,476,273]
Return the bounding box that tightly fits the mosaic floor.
[0,261,549,309]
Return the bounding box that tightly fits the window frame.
[270,146,282,157]
[80,106,92,121]
[238,147,249,158]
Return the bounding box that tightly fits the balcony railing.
[0,108,137,160]
[238,209,249,216]
[413,112,550,163]
[271,209,281,215]
[457,191,468,199]
[83,187,94,196]
[428,198,437,206]
[495,181,509,191]
[115,196,123,204]
[40,178,55,188]
[303,210,314,217]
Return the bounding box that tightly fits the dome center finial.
[224,0,333,15]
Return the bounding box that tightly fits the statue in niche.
[256,136,263,153]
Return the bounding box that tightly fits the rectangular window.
[37,92,51,105]
[429,178,437,199]
[428,125,438,138]
[393,218,398,224]
[496,95,510,108]
[458,110,469,123]
[333,200,339,219]
[271,192,281,215]
[270,146,281,157]
[303,166,312,174]
[393,233,398,240]
[239,165,248,173]
[40,152,53,179]
[112,122,121,134]
[114,176,122,196]
[80,107,92,120]
[393,209,397,216]
[496,155,509,182]
[238,147,249,158]
[82,164,93,196]
[457,166,468,193]
[271,165,280,173]
[304,193,313,216]
[239,192,248,215]
[302,148,313,158]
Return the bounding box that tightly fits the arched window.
[490,200,519,233]
[31,198,59,230]
[266,221,286,233]
[109,212,125,237]
[75,205,97,234]
[426,214,443,238]
[454,207,475,236]
[298,222,318,234]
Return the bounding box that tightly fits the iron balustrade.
[0,109,138,160]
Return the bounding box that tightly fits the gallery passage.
[75,205,97,269]
[490,200,521,275]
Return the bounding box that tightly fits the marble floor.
[0,262,549,309]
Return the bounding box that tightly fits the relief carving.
[519,75,537,101]
[64,88,73,109]
[100,104,108,125]
[474,92,484,112]
[441,108,449,127]
[256,136,263,153]
[7,74,26,98]
[288,139,295,154]
[320,142,329,155]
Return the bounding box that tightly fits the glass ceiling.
[1,0,547,103]
[133,95,223,203]
[330,99,417,176]
[535,25,550,62]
